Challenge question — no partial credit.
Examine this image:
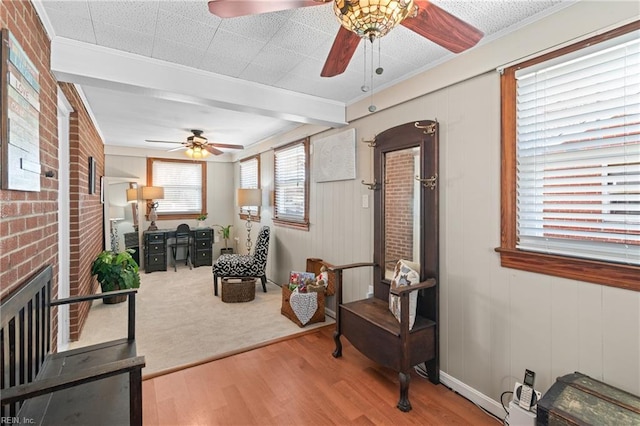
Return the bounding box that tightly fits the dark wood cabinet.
[192,228,213,267]
[144,231,167,273]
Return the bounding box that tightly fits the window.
[147,158,207,220]
[239,155,260,219]
[499,22,640,291]
[273,138,309,230]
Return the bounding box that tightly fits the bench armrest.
[390,278,436,296]
[0,356,146,405]
[328,262,376,273]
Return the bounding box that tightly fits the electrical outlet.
[362,194,369,208]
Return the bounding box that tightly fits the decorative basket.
[305,258,335,296]
[221,278,256,303]
[281,285,325,327]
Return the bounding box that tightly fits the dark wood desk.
[143,228,213,273]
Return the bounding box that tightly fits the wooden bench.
[331,262,438,412]
[1,265,146,425]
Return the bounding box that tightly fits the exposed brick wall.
[0,2,104,343]
[60,83,105,340]
[0,2,59,304]
[384,150,416,268]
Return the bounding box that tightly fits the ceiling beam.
[51,37,347,128]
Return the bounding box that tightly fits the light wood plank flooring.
[143,325,499,425]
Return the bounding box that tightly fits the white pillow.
[388,259,420,330]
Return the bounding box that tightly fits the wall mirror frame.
[373,119,440,300]
[102,177,140,253]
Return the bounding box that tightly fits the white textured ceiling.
[37,0,571,155]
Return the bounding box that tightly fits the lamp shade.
[109,206,125,221]
[237,188,262,207]
[142,186,164,200]
[126,188,138,202]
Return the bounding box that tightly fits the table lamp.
[142,186,164,231]
[237,188,262,253]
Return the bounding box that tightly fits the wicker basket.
[281,285,325,327]
[221,278,256,303]
[305,258,335,296]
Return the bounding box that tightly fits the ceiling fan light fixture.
[334,0,415,40]
[185,145,209,159]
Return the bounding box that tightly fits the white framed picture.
[313,128,356,183]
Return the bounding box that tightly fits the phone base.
[508,400,537,426]
[512,381,542,411]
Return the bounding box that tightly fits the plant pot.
[103,283,127,304]
[220,247,234,255]
[104,294,127,304]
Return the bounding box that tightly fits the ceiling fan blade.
[145,139,181,144]
[168,146,187,152]
[321,26,361,77]
[204,145,225,156]
[402,1,483,53]
[209,142,244,150]
[208,0,329,19]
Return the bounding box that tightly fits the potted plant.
[196,213,208,228]
[214,224,233,254]
[91,249,140,304]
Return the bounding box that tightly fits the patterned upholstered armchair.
[212,226,270,296]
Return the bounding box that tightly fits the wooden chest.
[537,372,640,426]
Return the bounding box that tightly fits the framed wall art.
[313,128,356,183]
[1,28,42,192]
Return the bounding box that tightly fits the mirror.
[105,180,139,252]
[383,146,421,280]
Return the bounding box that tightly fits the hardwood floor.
[142,326,499,425]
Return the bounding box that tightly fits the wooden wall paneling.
[509,272,553,391]
[549,279,580,381]
[577,283,604,380]
[602,287,640,392]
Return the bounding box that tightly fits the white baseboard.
[439,371,505,421]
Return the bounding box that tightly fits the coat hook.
[415,174,438,190]
[414,122,437,135]
[361,179,381,190]
[361,136,376,147]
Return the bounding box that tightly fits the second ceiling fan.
[208,0,484,77]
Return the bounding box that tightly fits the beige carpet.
[69,265,334,378]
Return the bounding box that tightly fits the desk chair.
[169,223,192,272]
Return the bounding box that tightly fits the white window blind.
[274,141,307,222]
[152,161,203,214]
[240,157,259,216]
[515,30,640,266]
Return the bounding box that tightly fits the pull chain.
[361,41,369,92]
[368,39,376,112]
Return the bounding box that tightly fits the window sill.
[273,218,309,231]
[495,247,639,292]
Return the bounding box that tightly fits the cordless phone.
[518,369,536,411]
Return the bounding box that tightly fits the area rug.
[69,265,334,378]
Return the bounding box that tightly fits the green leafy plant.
[213,224,233,248]
[91,249,140,292]
[196,213,208,221]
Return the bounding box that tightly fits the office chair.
[169,223,192,272]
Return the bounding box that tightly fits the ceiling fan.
[207,0,484,77]
[145,130,244,157]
